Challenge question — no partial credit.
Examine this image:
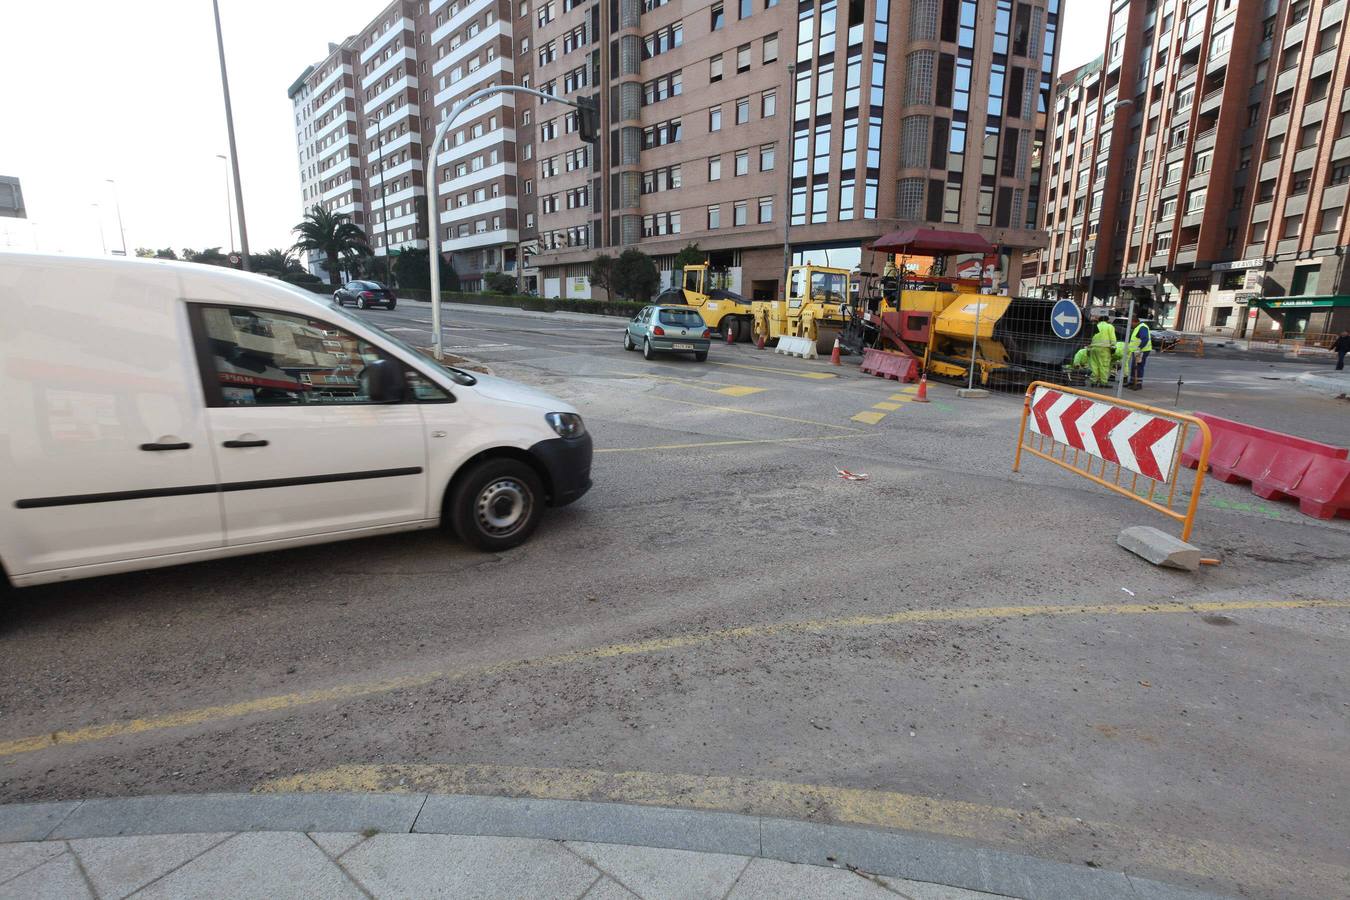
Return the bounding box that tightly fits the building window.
[709,106,722,131]
[901,116,929,168]
[758,196,773,222]
[710,54,724,82]
[708,204,721,228]
[733,200,747,225]
[760,143,775,171]
[642,22,684,59]
[1318,206,1342,234]
[737,44,752,73]
[898,178,924,220]
[735,149,749,175]
[708,156,722,180]
[735,97,750,124]
[763,34,779,63]
[762,90,776,117]
[711,2,724,30]
[905,50,935,105]
[1281,214,1302,239]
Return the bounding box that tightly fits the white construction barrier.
[774,336,818,359]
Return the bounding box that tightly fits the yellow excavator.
[749,263,854,355]
[674,264,759,342]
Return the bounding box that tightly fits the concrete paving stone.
[1124,874,1238,900]
[759,818,1139,900]
[1117,525,1202,571]
[0,802,81,842]
[581,875,642,899]
[0,852,93,900]
[725,857,898,899]
[307,831,368,859]
[50,792,423,839]
[413,796,761,857]
[566,840,749,900]
[131,832,364,900]
[876,873,1021,900]
[68,832,231,899]
[0,841,66,886]
[341,832,598,899]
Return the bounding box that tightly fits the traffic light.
[577,96,599,144]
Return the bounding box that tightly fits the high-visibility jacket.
[1129,322,1153,354]
[1090,320,1116,350]
[1072,347,1090,368]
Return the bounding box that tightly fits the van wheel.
[450,458,543,551]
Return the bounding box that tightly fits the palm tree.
[253,248,302,277]
[291,206,371,287]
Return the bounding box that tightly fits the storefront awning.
[1251,295,1350,310]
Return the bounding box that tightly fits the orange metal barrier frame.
[1012,381,1214,542]
[1158,336,1204,357]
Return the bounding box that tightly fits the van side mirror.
[362,359,405,403]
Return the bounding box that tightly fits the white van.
[0,254,592,588]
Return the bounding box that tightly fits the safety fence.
[1013,382,1213,541]
[1244,332,1340,354]
[1157,336,1205,357]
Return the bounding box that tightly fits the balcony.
[1181,208,1206,228]
[1335,135,1350,160]
[1266,112,1290,138]
[1284,192,1308,217]
[1311,48,1339,80]
[1175,243,1199,265]
[1193,126,1217,151]
[1294,146,1319,171]
[1259,158,1283,182]
[1176,63,1199,89]
[1302,98,1328,127]
[1199,87,1225,115]
[1151,250,1172,268]
[1251,199,1274,222]
[1255,38,1273,64]
[1323,183,1349,209]
[1323,0,1346,27]
[1284,21,1308,49]
[1276,66,1301,95]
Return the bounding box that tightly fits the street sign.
[229,253,242,266]
[1028,387,1181,482]
[1050,298,1082,339]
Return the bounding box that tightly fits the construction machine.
[749,263,854,355]
[674,263,759,342]
[841,228,1083,387]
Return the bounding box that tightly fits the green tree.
[181,247,229,267]
[612,249,659,302]
[251,248,302,277]
[290,205,371,287]
[590,253,616,302]
[154,248,178,260]
[392,247,459,292]
[134,248,156,258]
[673,243,704,270]
[484,271,517,294]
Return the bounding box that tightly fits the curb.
[413,299,634,325]
[0,792,1230,900]
[1294,370,1350,398]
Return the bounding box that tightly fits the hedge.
[290,281,646,318]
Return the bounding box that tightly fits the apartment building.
[1027,0,1350,338]
[293,0,1061,297]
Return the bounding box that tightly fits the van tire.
[450,458,544,551]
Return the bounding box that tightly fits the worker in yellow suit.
[1087,311,1116,388]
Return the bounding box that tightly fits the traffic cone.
[755,327,765,350]
[830,338,842,366]
[914,373,930,402]
[725,322,736,344]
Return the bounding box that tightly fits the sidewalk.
[415,298,635,325]
[0,793,1230,899]
[1294,368,1350,397]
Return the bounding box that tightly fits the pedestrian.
[1334,330,1350,371]
[1127,319,1153,390]
[1087,311,1115,388]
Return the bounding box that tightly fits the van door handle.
[140,442,192,451]
[223,438,269,448]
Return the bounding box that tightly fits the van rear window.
[658,309,704,327]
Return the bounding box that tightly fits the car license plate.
[673,342,695,350]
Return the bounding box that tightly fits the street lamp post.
[105,180,127,256]
[368,117,392,286]
[211,0,250,270]
[780,63,796,294]
[215,154,235,254]
[424,85,594,359]
[91,204,107,254]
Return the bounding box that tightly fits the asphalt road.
[2,302,1347,899]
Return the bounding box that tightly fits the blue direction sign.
[1050,298,1082,339]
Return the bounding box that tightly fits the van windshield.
[322,296,477,385]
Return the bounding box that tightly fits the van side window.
[190,305,401,407]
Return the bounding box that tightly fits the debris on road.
[836,468,869,481]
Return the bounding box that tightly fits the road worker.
[1126,319,1153,390]
[1087,310,1115,388]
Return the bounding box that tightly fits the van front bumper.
[531,433,593,506]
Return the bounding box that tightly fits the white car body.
[0,254,592,588]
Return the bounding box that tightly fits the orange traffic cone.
[830,338,842,366]
[725,322,736,344]
[755,326,765,350]
[913,373,930,402]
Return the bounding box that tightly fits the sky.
[0,0,1109,257]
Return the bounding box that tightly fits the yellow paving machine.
[749,263,854,355]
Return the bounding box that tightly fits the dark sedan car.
[334,280,397,310]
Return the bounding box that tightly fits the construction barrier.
[774,336,818,359]
[1245,331,1340,354]
[1013,381,1212,541]
[1179,413,1349,518]
[1159,336,1204,357]
[859,347,919,382]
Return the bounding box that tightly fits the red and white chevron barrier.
[1028,386,1181,482]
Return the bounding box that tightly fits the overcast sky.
[0,0,1108,257]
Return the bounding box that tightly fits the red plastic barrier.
[1292,456,1350,519]
[1179,413,1349,517]
[859,348,918,382]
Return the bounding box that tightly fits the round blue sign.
[1050,299,1082,340]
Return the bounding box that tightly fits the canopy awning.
[869,227,996,255]
[1251,295,1350,310]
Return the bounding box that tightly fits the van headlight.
[545,412,586,438]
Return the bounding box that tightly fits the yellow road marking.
[707,361,836,380]
[900,386,919,394]
[615,371,766,397]
[888,393,915,402]
[1,600,1344,759]
[872,401,904,411]
[658,395,862,431]
[255,763,1349,896]
[851,411,887,424]
[595,433,884,453]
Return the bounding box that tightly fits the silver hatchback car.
[623,305,712,361]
